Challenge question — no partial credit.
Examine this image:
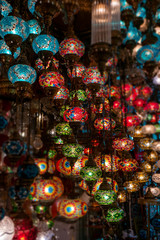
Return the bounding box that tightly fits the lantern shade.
[54,87,69,100]
[94,154,120,172]
[106,207,124,222]
[56,123,72,136]
[139,138,154,150]
[0,0,12,17]
[32,34,59,55]
[94,117,116,131]
[28,0,38,14]
[94,190,117,205]
[119,159,138,172]
[39,71,64,88]
[0,216,15,240]
[8,64,37,84]
[0,16,29,41]
[82,67,106,85]
[136,45,159,64]
[124,181,140,193]
[0,40,20,59]
[27,19,41,35]
[123,21,141,44]
[58,199,88,219]
[80,166,102,181]
[62,144,83,158]
[59,38,85,59]
[63,107,88,122]
[112,137,134,151]
[92,177,118,194]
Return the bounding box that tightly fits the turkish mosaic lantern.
[80,165,102,182]
[117,191,127,203]
[94,189,117,206]
[0,16,29,51]
[58,199,88,219]
[27,19,41,36]
[48,148,57,160]
[141,86,153,99]
[13,217,37,240]
[143,151,158,163]
[69,90,87,102]
[119,159,138,172]
[133,98,147,112]
[67,63,86,78]
[123,114,141,128]
[112,137,134,151]
[59,38,85,63]
[30,177,64,203]
[141,161,152,173]
[54,87,69,107]
[124,181,140,193]
[121,83,133,97]
[63,107,88,122]
[8,185,29,201]
[134,171,149,183]
[56,122,72,136]
[0,0,12,17]
[145,102,159,112]
[34,158,47,175]
[62,144,83,158]
[139,137,154,150]
[0,39,20,61]
[132,126,145,139]
[105,207,124,223]
[0,216,15,240]
[94,154,120,172]
[94,117,116,131]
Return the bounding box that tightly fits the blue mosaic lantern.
[28,0,38,15]
[136,6,146,19]
[32,34,59,55]
[155,7,160,24]
[0,0,12,17]
[8,186,29,200]
[8,64,37,84]
[0,16,29,47]
[136,45,159,64]
[0,115,8,131]
[3,140,24,156]
[27,19,41,35]
[123,22,141,45]
[0,39,20,59]
[120,0,133,12]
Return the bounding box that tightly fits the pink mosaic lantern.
[64,107,88,122]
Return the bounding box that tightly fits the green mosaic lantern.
[94,190,117,205]
[56,122,72,136]
[80,166,102,181]
[69,90,87,102]
[35,205,47,215]
[48,149,57,159]
[62,144,83,158]
[105,207,124,222]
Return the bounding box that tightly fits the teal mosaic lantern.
[80,166,102,181]
[0,0,12,17]
[56,123,72,136]
[27,19,41,35]
[62,144,83,158]
[94,189,117,205]
[106,207,124,222]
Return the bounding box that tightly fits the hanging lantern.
[0,16,29,52]
[30,177,64,203]
[59,38,85,63]
[133,98,147,112]
[105,207,124,222]
[34,158,47,175]
[58,199,88,219]
[56,122,72,136]
[117,191,126,203]
[121,83,133,97]
[94,154,120,172]
[143,151,158,163]
[152,141,160,152]
[63,107,88,122]
[13,217,37,240]
[119,159,138,172]
[124,181,140,193]
[27,19,41,36]
[8,185,29,201]
[54,87,69,106]
[39,71,64,97]
[152,170,160,184]
[0,0,12,17]
[112,137,134,151]
[139,137,154,150]
[32,34,59,64]
[141,124,156,135]
[0,216,15,240]
[123,114,141,128]
[67,63,86,78]
[141,86,153,99]
[94,189,117,206]
[80,165,102,182]
[69,90,87,102]
[62,143,83,158]
[141,161,152,173]
[134,171,149,183]
[94,117,116,131]
[92,177,118,195]
[120,0,134,28]
[145,102,159,112]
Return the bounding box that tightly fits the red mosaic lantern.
[121,83,133,97]
[141,86,153,99]
[119,159,139,172]
[13,218,37,240]
[145,102,159,112]
[39,71,64,88]
[94,154,120,172]
[112,137,134,151]
[63,107,88,122]
[123,115,141,128]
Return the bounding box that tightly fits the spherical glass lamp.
[27,19,41,35]
[0,0,12,17]
[0,216,15,240]
[152,141,160,152]
[123,114,141,128]
[141,125,156,135]
[0,40,20,60]
[145,102,159,112]
[94,189,117,206]
[63,107,88,122]
[112,137,134,151]
[0,16,29,51]
[94,117,116,131]
[58,199,88,219]
[59,38,85,62]
[141,86,153,100]
[92,178,118,195]
[8,64,37,85]
[32,34,59,56]
[139,137,154,150]
[124,181,140,193]
[94,154,120,172]
[134,171,149,183]
[136,45,158,64]
[56,122,72,136]
[62,143,83,158]
[119,159,138,172]
[80,165,102,182]
[105,207,124,223]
